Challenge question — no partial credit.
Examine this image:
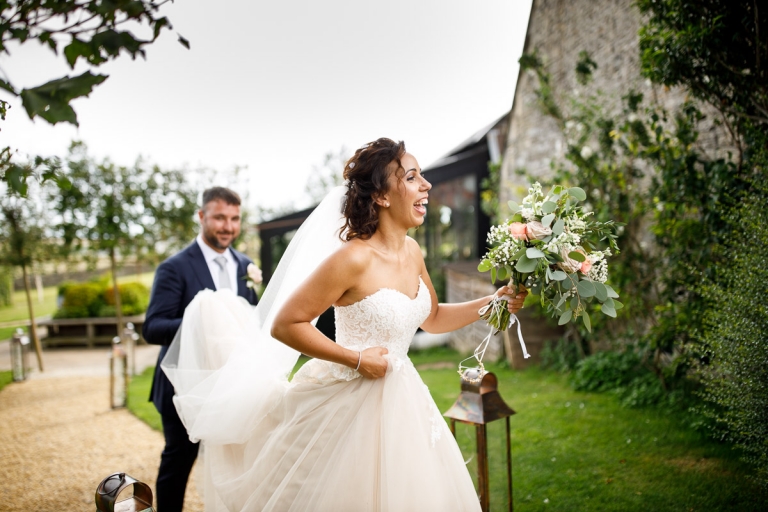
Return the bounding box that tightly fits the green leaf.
[568,250,586,262]
[0,78,17,95]
[541,213,555,227]
[605,284,619,298]
[4,165,29,196]
[577,279,596,297]
[551,270,567,281]
[477,260,492,272]
[508,200,519,212]
[63,37,93,68]
[567,187,587,201]
[594,282,608,301]
[601,304,617,317]
[516,254,538,273]
[497,265,508,281]
[558,309,572,325]
[612,300,624,310]
[511,213,523,223]
[556,293,567,309]
[542,201,558,213]
[582,311,592,331]
[552,218,565,235]
[526,247,546,259]
[490,266,496,283]
[512,246,527,260]
[20,71,108,126]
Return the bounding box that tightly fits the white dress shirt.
[196,234,238,291]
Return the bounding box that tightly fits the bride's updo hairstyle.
[341,137,406,241]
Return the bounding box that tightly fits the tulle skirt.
[201,356,481,512]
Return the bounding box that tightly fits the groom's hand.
[358,347,388,379]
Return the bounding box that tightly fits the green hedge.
[54,278,150,319]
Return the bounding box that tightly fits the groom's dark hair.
[202,187,241,209]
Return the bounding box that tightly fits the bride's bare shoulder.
[405,236,425,261]
[326,238,374,273]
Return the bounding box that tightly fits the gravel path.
[0,349,204,511]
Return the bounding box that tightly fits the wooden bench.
[38,315,146,348]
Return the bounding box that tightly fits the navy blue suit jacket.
[143,241,259,415]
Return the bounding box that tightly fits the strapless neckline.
[336,276,426,309]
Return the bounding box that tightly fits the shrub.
[540,338,581,372]
[104,282,150,316]
[54,278,150,318]
[54,282,104,318]
[571,350,672,408]
[696,179,768,491]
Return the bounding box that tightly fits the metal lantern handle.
[95,472,154,512]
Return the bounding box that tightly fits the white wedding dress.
[162,187,481,511]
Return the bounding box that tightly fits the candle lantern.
[122,322,139,376]
[95,472,154,512]
[10,328,30,382]
[443,370,516,512]
[110,336,128,409]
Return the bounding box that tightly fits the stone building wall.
[500,0,730,205]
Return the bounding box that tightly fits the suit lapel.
[186,242,216,291]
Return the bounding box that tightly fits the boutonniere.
[243,263,263,289]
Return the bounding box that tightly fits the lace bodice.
[291,277,432,385]
[334,276,431,358]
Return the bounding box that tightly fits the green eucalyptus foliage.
[0,0,187,195]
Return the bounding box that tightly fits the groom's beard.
[203,230,238,250]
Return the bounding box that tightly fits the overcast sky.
[2,0,532,214]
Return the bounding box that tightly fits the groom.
[143,186,259,512]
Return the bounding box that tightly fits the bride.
[162,138,527,511]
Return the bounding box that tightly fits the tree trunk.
[110,247,124,338]
[22,263,44,372]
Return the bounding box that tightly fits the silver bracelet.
[354,351,362,371]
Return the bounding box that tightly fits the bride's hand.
[495,285,528,314]
[357,347,388,379]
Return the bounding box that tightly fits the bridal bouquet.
[478,182,623,333]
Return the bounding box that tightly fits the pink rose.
[580,259,592,274]
[526,220,552,240]
[508,222,528,240]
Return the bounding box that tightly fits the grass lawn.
[127,347,761,511]
[0,370,12,393]
[127,365,162,432]
[0,271,156,342]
